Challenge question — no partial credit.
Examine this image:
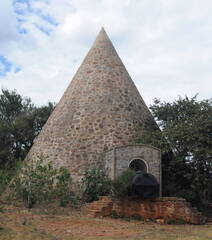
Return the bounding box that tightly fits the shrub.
[10,160,75,208]
[112,169,135,200]
[0,170,12,195]
[55,167,75,207]
[0,159,22,195]
[0,205,4,213]
[82,167,111,203]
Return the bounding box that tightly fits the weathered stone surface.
[26,28,158,181]
[84,196,206,225]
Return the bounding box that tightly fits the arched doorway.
[129,159,147,172]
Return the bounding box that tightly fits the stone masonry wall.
[85,196,206,225]
[26,28,158,182]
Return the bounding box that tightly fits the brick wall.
[85,196,206,225]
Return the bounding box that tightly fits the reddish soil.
[0,204,212,240]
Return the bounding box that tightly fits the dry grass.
[0,204,211,240]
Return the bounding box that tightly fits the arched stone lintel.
[128,158,149,172]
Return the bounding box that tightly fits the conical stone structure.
[26,28,158,181]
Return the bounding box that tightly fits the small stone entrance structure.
[103,145,161,183]
[102,144,162,195]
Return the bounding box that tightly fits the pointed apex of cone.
[100,26,106,32]
[91,27,113,49]
[99,26,107,36]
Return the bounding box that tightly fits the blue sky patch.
[13,0,58,36]
[0,56,21,77]
[17,18,28,34]
[18,28,28,34]
[0,56,13,77]
[13,0,30,15]
[38,12,58,26]
[34,23,52,35]
[13,0,58,26]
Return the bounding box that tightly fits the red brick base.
[84,196,206,225]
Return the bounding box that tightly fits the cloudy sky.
[0,0,211,106]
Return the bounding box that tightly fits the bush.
[0,169,12,195]
[0,159,22,195]
[112,169,135,200]
[55,167,75,207]
[10,160,75,208]
[82,167,111,203]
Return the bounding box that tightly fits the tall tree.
[0,89,55,168]
[134,96,212,207]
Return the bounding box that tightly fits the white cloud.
[0,0,19,54]
[0,0,212,106]
[13,2,28,12]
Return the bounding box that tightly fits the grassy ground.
[0,204,211,240]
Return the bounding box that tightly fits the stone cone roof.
[26,28,157,180]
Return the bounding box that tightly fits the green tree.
[134,96,212,207]
[0,89,55,168]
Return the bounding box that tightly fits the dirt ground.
[0,204,212,240]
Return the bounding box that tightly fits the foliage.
[0,89,54,168]
[111,169,135,200]
[0,170,12,195]
[0,159,22,195]
[55,167,76,207]
[134,95,212,207]
[10,160,74,208]
[82,167,111,203]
